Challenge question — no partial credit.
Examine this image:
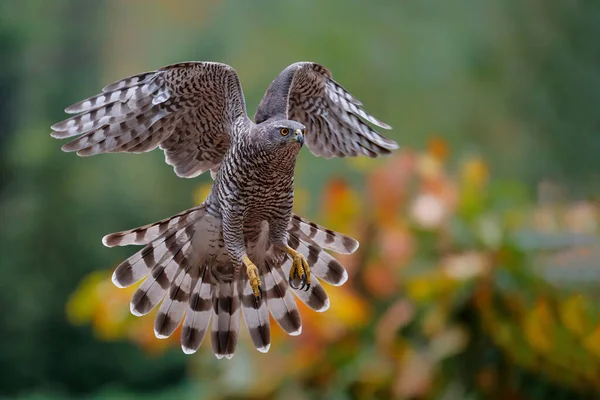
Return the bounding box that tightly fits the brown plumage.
[51,61,394,358]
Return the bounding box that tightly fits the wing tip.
[379,121,393,130]
[50,129,66,139]
[50,122,66,132]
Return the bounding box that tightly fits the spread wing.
[51,62,247,178]
[255,62,397,158]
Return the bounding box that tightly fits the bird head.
[260,119,305,149]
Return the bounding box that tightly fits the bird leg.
[242,255,262,298]
[285,245,311,291]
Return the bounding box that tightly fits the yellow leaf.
[524,299,555,353]
[406,276,435,302]
[461,157,489,189]
[327,287,370,329]
[559,294,591,337]
[66,270,107,325]
[583,325,600,358]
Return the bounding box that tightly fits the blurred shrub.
[68,138,600,399]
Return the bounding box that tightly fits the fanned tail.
[103,207,358,358]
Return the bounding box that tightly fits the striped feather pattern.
[211,280,241,359]
[254,62,396,159]
[105,204,358,357]
[287,233,348,286]
[130,238,191,316]
[102,205,205,247]
[239,278,270,352]
[51,62,247,179]
[154,257,198,339]
[288,213,359,254]
[181,267,214,354]
[280,258,330,312]
[263,260,302,336]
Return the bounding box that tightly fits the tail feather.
[239,279,270,353]
[102,205,205,248]
[264,261,302,336]
[111,224,195,288]
[154,258,197,339]
[130,240,190,316]
[181,268,213,354]
[281,259,330,312]
[289,214,359,254]
[287,233,348,286]
[211,280,241,359]
[105,207,357,357]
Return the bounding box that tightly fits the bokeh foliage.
[1,0,599,398]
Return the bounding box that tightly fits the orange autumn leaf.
[426,136,450,162]
[378,223,415,267]
[364,261,399,299]
[367,151,417,222]
[320,178,361,232]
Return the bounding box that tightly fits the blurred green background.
[1,1,600,399]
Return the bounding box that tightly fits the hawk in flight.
[51,61,396,358]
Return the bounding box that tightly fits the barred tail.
[102,207,359,358]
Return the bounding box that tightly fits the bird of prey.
[51,61,396,358]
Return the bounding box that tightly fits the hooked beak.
[294,129,304,146]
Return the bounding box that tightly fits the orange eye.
[280,128,289,136]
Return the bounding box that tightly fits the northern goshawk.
[51,61,396,358]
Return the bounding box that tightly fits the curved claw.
[254,285,263,306]
[285,245,312,293]
[298,273,307,290]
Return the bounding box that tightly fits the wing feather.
[52,62,247,178]
[255,62,397,159]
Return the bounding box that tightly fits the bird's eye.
[280,128,289,136]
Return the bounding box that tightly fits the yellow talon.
[243,255,262,297]
[285,245,311,291]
